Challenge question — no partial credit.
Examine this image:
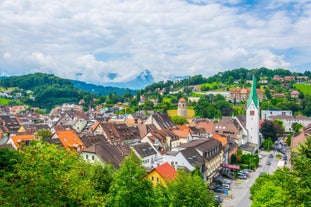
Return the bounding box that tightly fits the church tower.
[177,98,187,118]
[246,75,260,147]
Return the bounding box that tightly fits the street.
[221,151,279,207]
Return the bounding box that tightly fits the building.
[177,98,187,118]
[146,162,176,187]
[261,110,293,120]
[246,75,260,149]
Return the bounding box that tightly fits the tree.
[106,152,155,207]
[260,120,284,142]
[0,142,103,207]
[262,138,273,151]
[164,170,215,207]
[171,115,189,125]
[292,122,303,133]
[36,129,52,141]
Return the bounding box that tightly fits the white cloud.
[0,0,311,85]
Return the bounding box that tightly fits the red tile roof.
[155,162,176,180]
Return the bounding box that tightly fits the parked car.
[266,161,271,165]
[258,172,263,177]
[214,187,224,193]
[222,184,230,189]
[238,175,247,179]
[269,154,274,158]
[215,195,223,203]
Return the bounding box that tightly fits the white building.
[261,110,293,120]
[246,76,260,149]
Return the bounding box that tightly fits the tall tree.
[0,142,103,207]
[106,152,155,207]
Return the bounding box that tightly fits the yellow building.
[146,162,176,187]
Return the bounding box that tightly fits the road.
[222,151,279,207]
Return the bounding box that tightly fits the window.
[156,177,159,183]
[86,154,89,160]
[250,110,255,116]
[92,155,95,160]
[151,176,154,181]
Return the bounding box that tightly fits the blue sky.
[1,0,311,84]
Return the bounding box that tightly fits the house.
[267,115,311,132]
[212,133,229,164]
[0,115,21,135]
[6,134,36,149]
[80,141,126,168]
[131,142,161,169]
[214,116,248,146]
[146,162,176,186]
[144,112,175,130]
[290,90,300,99]
[50,130,85,153]
[261,110,292,120]
[178,138,223,182]
[229,88,263,103]
[17,124,50,135]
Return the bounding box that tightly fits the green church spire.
[247,75,259,108]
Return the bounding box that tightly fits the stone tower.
[177,98,187,118]
[246,75,260,147]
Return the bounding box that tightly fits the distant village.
[0,75,311,184]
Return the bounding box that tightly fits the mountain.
[104,70,154,89]
[71,80,136,96]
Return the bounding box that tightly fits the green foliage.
[171,115,189,125]
[251,137,311,207]
[158,170,215,207]
[294,83,311,96]
[36,129,52,141]
[260,120,284,142]
[107,151,154,207]
[0,142,103,207]
[262,138,273,151]
[292,122,303,133]
[0,148,20,177]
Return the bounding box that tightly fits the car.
[269,154,274,158]
[266,161,271,165]
[222,184,230,189]
[214,188,224,193]
[215,195,223,203]
[238,175,247,179]
[258,172,264,177]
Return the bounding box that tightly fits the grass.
[167,109,195,118]
[294,84,311,96]
[0,98,10,105]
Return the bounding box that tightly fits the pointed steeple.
[247,75,259,108]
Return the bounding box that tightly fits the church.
[242,75,261,153]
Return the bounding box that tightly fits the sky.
[1,0,311,85]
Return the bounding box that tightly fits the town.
[0,70,311,206]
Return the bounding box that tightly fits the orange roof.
[179,98,186,102]
[155,162,176,180]
[196,121,215,133]
[213,133,227,147]
[56,130,85,152]
[172,129,189,139]
[10,134,36,149]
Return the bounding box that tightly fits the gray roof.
[132,142,157,158]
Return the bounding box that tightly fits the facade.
[268,115,311,132]
[261,110,293,120]
[146,162,176,186]
[177,98,187,118]
[246,76,260,148]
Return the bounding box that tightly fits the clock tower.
[246,75,260,147]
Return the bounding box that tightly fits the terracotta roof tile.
[155,162,176,180]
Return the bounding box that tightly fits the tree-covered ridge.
[71,80,136,96]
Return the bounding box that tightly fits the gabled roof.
[10,134,36,149]
[132,142,157,158]
[82,141,127,169]
[154,162,176,180]
[55,130,85,152]
[213,133,227,147]
[247,75,259,108]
